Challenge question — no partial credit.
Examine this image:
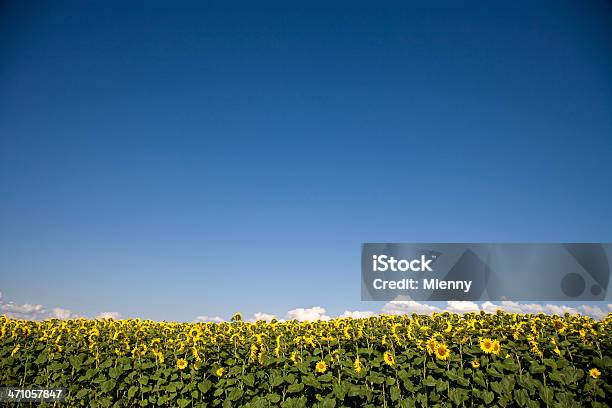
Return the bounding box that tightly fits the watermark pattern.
[361,243,611,301]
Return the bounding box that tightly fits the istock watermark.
[361,243,612,301]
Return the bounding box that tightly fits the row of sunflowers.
[1,311,610,407]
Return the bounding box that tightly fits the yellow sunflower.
[491,340,501,356]
[176,358,188,370]
[426,338,437,355]
[154,350,165,364]
[383,351,395,366]
[552,318,568,333]
[215,367,225,377]
[434,343,451,361]
[249,344,258,362]
[479,338,494,354]
[589,368,601,379]
[471,360,480,369]
[315,360,327,374]
[354,356,362,373]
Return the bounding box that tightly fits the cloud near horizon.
[194,315,224,323]
[95,311,123,320]
[379,300,612,320]
[1,291,610,322]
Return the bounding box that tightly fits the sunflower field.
[1,311,610,407]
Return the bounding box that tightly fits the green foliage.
[0,312,610,406]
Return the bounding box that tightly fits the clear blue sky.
[1,1,611,321]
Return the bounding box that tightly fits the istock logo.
[372,254,434,272]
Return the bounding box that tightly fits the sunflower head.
[434,343,451,361]
[479,338,494,354]
[589,368,601,379]
[215,367,225,377]
[426,338,437,355]
[176,358,188,370]
[471,360,480,369]
[552,318,568,333]
[491,340,501,355]
[383,351,395,366]
[315,360,327,374]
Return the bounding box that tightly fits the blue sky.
[1,1,611,321]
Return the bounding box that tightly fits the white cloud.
[250,312,277,322]
[493,302,580,316]
[50,308,73,320]
[96,311,122,320]
[446,301,480,313]
[1,302,45,314]
[480,301,501,314]
[0,302,47,320]
[286,306,330,321]
[578,304,608,320]
[0,291,78,320]
[495,301,543,314]
[379,300,610,319]
[1,288,609,323]
[339,310,376,319]
[545,304,579,316]
[382,300,442,315]
[194,315,224,323]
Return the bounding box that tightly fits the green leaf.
[554,392,574,408]
[319,372,333,382]
[347,384,366,397]
[288,383,305,393]
[198,379,212,394]
[109,366,123,379]
[449,388,467,405]
[35,352,48,365]
[267,393,281,403]
[483,390,495,405]
[436,380,448,393]
[243,373,255,387]
[398,370,416,392]
[270,372,284,387]
[229,387,244,402]
[76,389,89,399]
[69,355,83,371]
[514,388,528,407]
[100,379,117,393]
[302,375,321,388]
[332,383,346,399]
[424,375,437,387]
[319,398,336,408]
[390,386,400,402]
[367,373,385,384]
[529,362,546,374]
[177,398,190,408]
[473,372,486,388]
[539,387,554,406]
